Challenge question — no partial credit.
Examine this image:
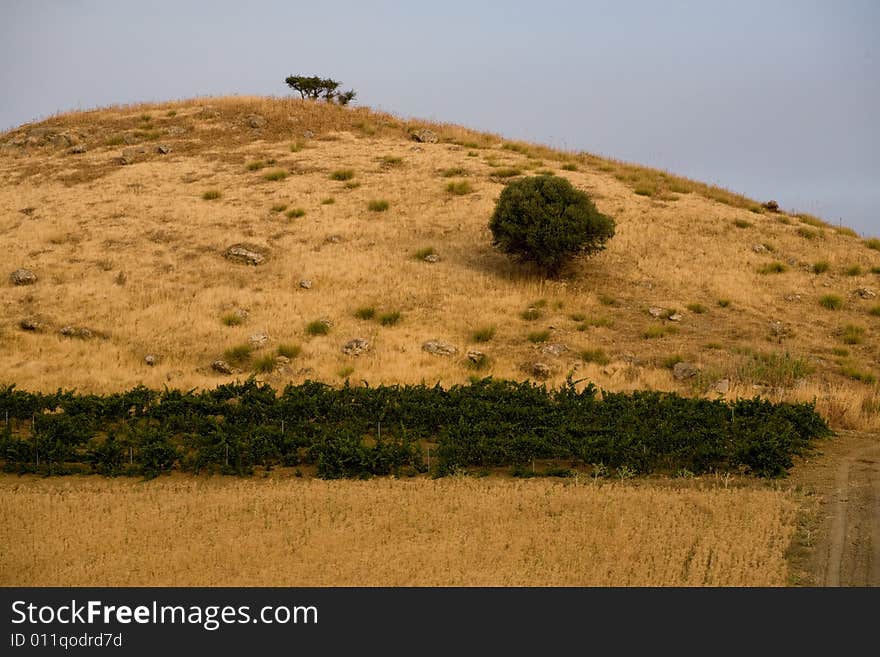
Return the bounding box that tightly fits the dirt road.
[789,431,880,586]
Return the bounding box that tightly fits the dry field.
[1,96,878,429]
[0,474,797,587]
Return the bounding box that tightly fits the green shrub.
[489,175,615,277]
[223,344,252,366]
[330,169,355,181]
[569,313,586,322]
[686,303,706,314]
[202,189,221,201]
[413,247,436,259]
[757,262,787,274]
[277,343,301,359]
[378,311,401,326]
[844,264,863,276]
[263,169,287,182]
[812,260,830,274]
[247,161,267,171]
[441,167,467,177]
[253,354,277,374]
[220,312,243,327]
[869,305,880,317]
[446,181,473,195]
[819,294,844,310]
[634,188,654,197]
[797,226,818,240]
[527,330,551,343]
[285,208,306,218]
[737,351,814,387]
[560,162,578,171]
[368,199,390,212]
[270,203,288,213]
[864,238,880,251]
[718,299,732,308]
[355,307,376,320]
[841,324,865,345]
[321,197,335,205]
[521,307,543,321]
[306,320,331,336]
[381,155,403,167]
[581,349,610,365]
[841,366,876,384]
[492,167,522,178]
[598,294,617,306]
[643,325,674,339]
[471,326,496,343]
[733,219,752,229]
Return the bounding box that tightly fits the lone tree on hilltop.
[284,74,357,105]
[489,175,615,277]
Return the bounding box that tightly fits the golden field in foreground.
[0,474,796,587]
[1,96,878,429]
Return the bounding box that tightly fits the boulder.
[752,243,768,253]
[120,146,148,164]
[668,312,683,322]
[144,354,158,366]
[156,144,171,155]
[59,325,93,339]
[10,269,37,286]
[713,378,730,394]
[410,129,439,144]
[527,362,552,380]
[249,332,269,347]
[541,343,568,357]
[648,306,665,318]
[211,360,237,375]
[784,293,802,302]
[223,244,266,266]
[762,200,779,212]
[299,279,313,289]
[67,144,87,155]
[423,254,440,263]
[343,338,371,356]
[19,318,48,332]
[246,114,266,129]
[466,350,486,364]
[422,340,458,356]
[672,362,700,380]
[854,287,877,299]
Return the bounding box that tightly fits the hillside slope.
[1,96,878,429]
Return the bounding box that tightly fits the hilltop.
[1,95,878,430]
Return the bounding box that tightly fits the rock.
[784,293,802,302]
[299,279,313,289]
[466,349,486,364]
[541,343,568,357]
[249,332,269,347]
[67,144,87,155]
[59,325,93,339]
[302,130,315,140]
[50,133,73,149]
[120,146,148,164]
[275,355,290,366]
[672,362,700,380]
[769,321,786,337]
[854,287,877,299]
[713,378,730,394]
[423,254,440,263]
[19,318,47,332]
[324,234,343,245]
[527,362,552,380]
[144,354,158,366]
[668,313,683,322]
[165,126,186,136]
[156,144,171,155]
[246,114,266,129]
[752,243,768,253]
[343,338,371,356]
[410,128,439,144]
[10,269,37,286]
[232,308,249,321]
[211,360,236,375]
[648,306,665,318]
[762,200,779,212]
[223,244,266,266]
[422,340,458,356]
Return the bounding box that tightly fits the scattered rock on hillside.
[59,325,94,339]
[343,338,371,356]
[120,146,148,164]
[422,340,458,356]
[713,378,730,394]
[762,200,779,212]
[249,332,269,347]
[410,128,438,144]
[672,362,700,380]
[784,293,802,302]
[19,318,48,332]
[10,269,37,286]
[854,287,876,299]
[144,354,158,366]
[299,279,313,289]
[211,360,237,375]
[541,343,568,357]
[246,114,266,129]
[525,362,552,380]
[223,244,266,266]
[648,306,665,318]
[423,254,440,263]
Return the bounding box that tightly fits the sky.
[1,0,877,236]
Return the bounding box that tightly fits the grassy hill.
[2,95,878,430]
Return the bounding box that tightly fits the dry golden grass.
[0,474,797,586]
[1,95,878,430]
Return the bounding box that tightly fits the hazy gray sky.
[2,0,877,235]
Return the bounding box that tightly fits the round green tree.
[489,175,615,276]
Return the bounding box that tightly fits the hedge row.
[0,378,831,478]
